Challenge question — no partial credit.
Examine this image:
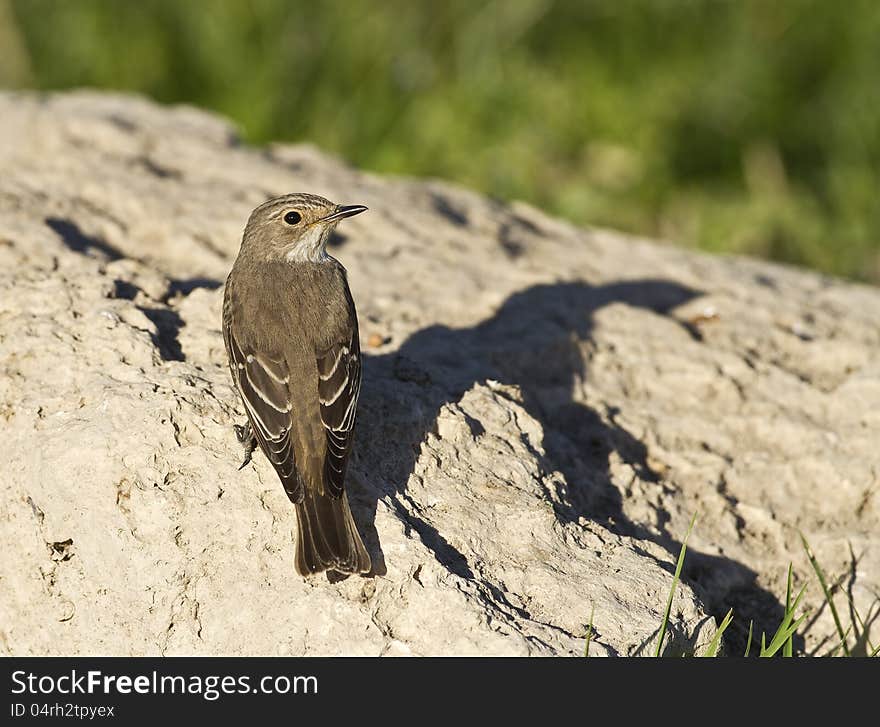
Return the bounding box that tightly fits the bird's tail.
[294,489,371,576]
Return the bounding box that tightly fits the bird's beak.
[321,204,368,223]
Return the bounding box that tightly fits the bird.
[222,192,371,577]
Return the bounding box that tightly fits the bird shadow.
[350,278,789,654]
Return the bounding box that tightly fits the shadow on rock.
[353,278,788,653]
[46,216,123,260]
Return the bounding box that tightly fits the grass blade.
[744,620,753,657]
[764,614,807,657]
[701,609,733,657]
[800,531,850,657]
[828,624,853,657]
[761,581,807,657]
[839,543,876,656]
[784,564,794,657]
[584,603,595,657]
[654,513,697,657]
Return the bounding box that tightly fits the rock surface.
[0,91,877,656]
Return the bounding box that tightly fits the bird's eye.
[284,211,302,225]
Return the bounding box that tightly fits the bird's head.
[242,192,367,262]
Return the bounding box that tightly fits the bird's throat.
[284,224,331,263]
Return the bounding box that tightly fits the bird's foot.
[233,421,257,470]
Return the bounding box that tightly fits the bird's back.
[224,256,357,495]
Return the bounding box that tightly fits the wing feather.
[316,328,362,498]
[224,320,303,503]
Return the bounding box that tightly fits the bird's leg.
[233,420,257,470]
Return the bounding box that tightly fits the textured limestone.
[1,91,877,656]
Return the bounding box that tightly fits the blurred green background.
[3,0,878,282]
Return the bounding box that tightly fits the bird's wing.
[316,325,362,498]
[223,319,303,503]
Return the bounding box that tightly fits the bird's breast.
[233,259,354,354]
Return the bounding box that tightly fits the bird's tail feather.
[294,490,371,576]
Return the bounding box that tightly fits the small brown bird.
[222,193,371,576]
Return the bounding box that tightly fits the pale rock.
[1,91,877,656]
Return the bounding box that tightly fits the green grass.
[757,567,806,657]
[654,513,696,657]
[4,0,880,283]
[800,531,851,656]
[801,536,879,657]
[583,518,877,657]
[700,608,733,658]
[744,621,754,657]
